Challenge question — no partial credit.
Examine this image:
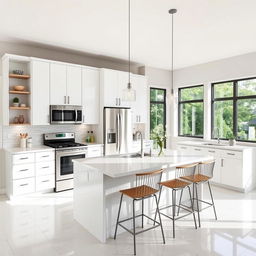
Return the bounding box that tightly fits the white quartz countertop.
[178,141,255,151]
[4,146,55,154]
[73,150,213,178]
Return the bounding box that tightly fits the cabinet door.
[221,157,243,189]
[31,60,50,125]
[67,65,82,105]
[50,63,67,105]
[82,68,100,124]
[102,69,119,107]
[131,75,148,123]
[204,148,221,183]
[118,71,131,107]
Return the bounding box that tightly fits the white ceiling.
[1,0,256,69]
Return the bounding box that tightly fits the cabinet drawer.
[13,163,35,180]
[13,178,35,196]
[222,151,242,159]
[13,153,34,165]
[36,161,55,176]
[87,146,102,158]
[35,151,55,162]
[36,175,55,191]
[178,145,188,151]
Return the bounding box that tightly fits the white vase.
[229,139,236,146]
[20,138,27,148]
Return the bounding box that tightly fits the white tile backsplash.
[3,124,98,148]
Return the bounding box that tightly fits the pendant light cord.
[171,12,174,95]
[128,0,131,88]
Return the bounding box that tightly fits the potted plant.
[226,132,236,146]
[13,97,19,107]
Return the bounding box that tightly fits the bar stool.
[154,163,198,238]
[178,160,217,227]
[114,169,165,255]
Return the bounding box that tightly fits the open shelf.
[9,123,30,126]
[9,74,30,79]
[9,90,30,95]
[9,106,30,110]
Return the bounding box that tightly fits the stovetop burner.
[43,132,87,149]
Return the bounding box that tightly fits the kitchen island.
[73,151,213,242]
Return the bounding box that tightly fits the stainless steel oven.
[50,105,83,124]
[55,147,87,192]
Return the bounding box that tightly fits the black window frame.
[150,87,167,147]
[211,77,256,143]
[178,84,204,138]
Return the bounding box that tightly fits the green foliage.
[13,97,19,103]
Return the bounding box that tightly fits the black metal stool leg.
[154,194,165,244]
[142,198,144,228]
[172,189,176,238]
[132,199,136,255]
[114,194,123,239]
[194,183,201,228]
[208,181,217,220]
[188,186,197,229]
[153,186,162,225]
[177,188,183,216]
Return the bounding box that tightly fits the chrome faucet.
[216,128,220,144]
[135,131,144,158]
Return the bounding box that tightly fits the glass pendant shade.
[122,82,136,101]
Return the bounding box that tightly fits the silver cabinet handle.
[227,153,235,156]
[116,98,118,106]
[20,157,28,160]
[68,96,70,104]
[194,148,201,151]
[119,98,121,106]
[42,166,50,169]
[208,150,215,153]
[64,96,66,104]
[19,169,28,172]
[221,159,224,167]
[41,155,50,158]
[20,183,28,187]
[83,115,85,123]
[139,116,141,122]
[42,180,50,183]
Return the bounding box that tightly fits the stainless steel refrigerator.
[104,107,132,155]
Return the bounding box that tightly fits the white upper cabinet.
[31,60,50,125]
[101,69,119,107]
[131,74,148,123]
[50,63,67,105]
[50,63,82,105]
[67,65,82,105]
[118,71,131,108]
[82,67,100,124]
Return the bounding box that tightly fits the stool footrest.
[117,213,161,236]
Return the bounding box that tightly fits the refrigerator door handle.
[116,114,119,152]
[119,113,122,153]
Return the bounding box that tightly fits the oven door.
[56,150,86,181]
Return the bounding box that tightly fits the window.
[212,78,256,142]
[150,88,166,145]
[178,85,204,137]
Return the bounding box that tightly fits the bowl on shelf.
[14,85,25,91]
[13,70,24,75]
[12,103,19,107]
[20,103,26,107]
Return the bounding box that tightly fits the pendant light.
[122,0,136,102]
[168,8,177,101]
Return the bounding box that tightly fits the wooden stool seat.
[120,185,158,199]
[160,179,190,189]
[181,174,210,183]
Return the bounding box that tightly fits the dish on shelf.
[14,85,25,91]
[12,70,24,75]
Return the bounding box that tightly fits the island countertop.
[73,150,213,178]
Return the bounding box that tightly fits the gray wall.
[0,41,141,75]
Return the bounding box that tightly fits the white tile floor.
[0,185,256,256]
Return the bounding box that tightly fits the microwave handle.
[75,109,77,122]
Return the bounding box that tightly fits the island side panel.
[73,162,106,242]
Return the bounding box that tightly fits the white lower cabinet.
[178,143,256,192]
[6,149,55,198]
[87,145,103,158]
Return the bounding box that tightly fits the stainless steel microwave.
[50,105,83,124]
